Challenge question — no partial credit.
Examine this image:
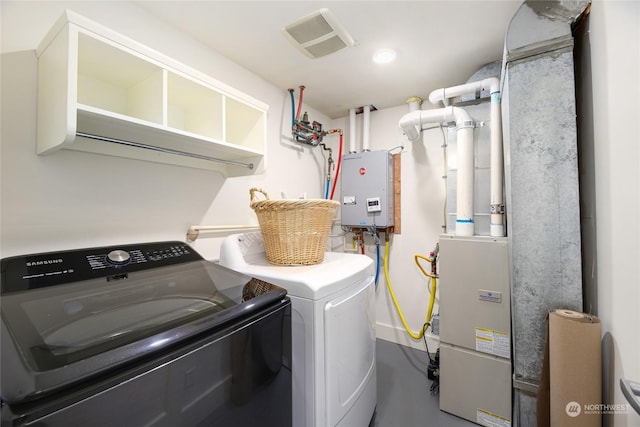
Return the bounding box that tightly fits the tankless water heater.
[341,150,394,228]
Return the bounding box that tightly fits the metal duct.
[502,0,589,424]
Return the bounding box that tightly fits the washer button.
[107,250,131,265]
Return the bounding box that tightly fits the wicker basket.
[249,187,338,265]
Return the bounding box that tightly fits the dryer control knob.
[107,250,131,265]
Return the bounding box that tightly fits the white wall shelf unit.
[36,10,268,176]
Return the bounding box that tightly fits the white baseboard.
[376,322,440,354]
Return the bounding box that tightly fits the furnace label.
[475,327,510,359]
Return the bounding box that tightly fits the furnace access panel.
[341,150,394,228]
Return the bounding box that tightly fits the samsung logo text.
[26,259,64,267]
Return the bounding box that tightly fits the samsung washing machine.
[220,232,376,427]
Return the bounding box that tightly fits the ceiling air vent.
[283,8,355,59]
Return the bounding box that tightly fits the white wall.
[0,0,449,354]
[0,1,331,260]
[590,1,640,425]
[330,104,448,351]
[3,6,638,423]
[331,6,640,423]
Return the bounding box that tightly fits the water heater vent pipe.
[362,105,371,152]
[398,106,475,237]
[429,77,505,237]
[349,108,357,153]
[406,96,423,113]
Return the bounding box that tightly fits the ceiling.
[136,1,524,119]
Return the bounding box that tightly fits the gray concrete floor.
[369,339,476,427]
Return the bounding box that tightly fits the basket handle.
[249,187,269,206]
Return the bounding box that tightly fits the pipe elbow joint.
[428,88,446,105]
[400,123,421,142]
[398,111,423,142]
[482,77,500,97]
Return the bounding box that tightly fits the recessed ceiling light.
[372,48,396,64]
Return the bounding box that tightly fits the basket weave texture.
[249,187,338,265]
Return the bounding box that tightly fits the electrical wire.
[440,124,448,231]
[423,322,434,364]
[374,243,380,286]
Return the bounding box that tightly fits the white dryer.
[219,232,376,427]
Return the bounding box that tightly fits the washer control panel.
[1,242,202,293]
[85,244,196,270]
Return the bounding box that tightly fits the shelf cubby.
[36,10,268,176]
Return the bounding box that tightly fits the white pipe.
[429,77,505,237]
[428,77,500,106]
[362,105,371,151]
[399,108,451,142]
[489,91,505,237]
[406,97,423,143]
[349,108,357,153]
[398,106,475,236]
[456,126,475,237]
[406,96,423,113]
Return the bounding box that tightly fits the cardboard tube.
[539,309,602,427]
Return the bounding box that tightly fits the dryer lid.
[220,233,374,300]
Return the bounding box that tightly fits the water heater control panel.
[366,197,382,212]
[341,150,394,228]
